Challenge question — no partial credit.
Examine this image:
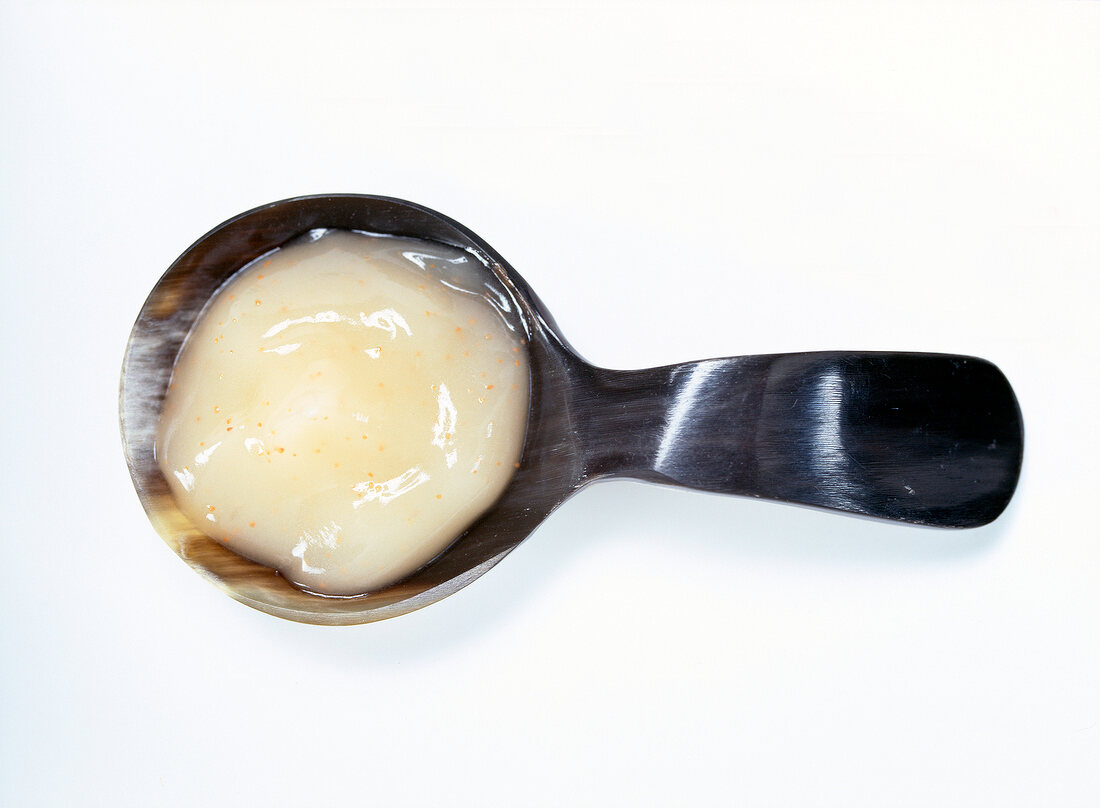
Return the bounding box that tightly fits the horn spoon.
[120,194,1023,625]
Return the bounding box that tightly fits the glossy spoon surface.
[120,195,1023,624]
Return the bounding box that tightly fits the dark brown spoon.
[120,194,1023,624]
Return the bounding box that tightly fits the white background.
[2,1,1097,805]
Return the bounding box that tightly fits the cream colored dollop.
[156,230,529,595]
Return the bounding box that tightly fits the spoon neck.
[569,363,686,482]
[571,358,767,484]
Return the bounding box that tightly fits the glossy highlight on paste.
[155,230,530,595]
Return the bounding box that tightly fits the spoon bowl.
[121,195,1023,624]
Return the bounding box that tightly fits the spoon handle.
[575,352,1022,527]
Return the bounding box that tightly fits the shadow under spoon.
[120,194,1024,625]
